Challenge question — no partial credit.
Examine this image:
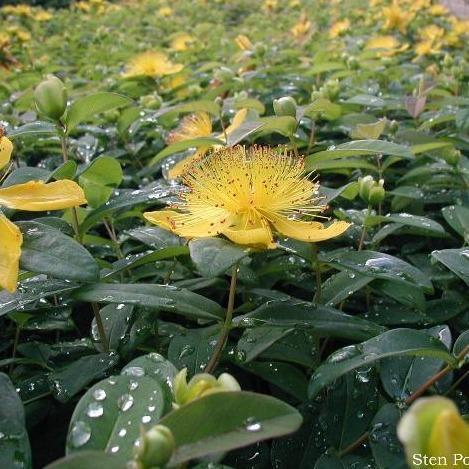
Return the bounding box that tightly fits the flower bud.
[253,43,267,57]
[441,147,461,166]
[34,75,68,121]
[273,96,297,118]
[173,368,241,408]
[133,425,175,468]
[214,67,235,82]
[397,396,469,468]
[359,176,384,206]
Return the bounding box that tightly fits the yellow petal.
[271,215,350,242]
[223,224,275,249]
[144,209,180,232]
[167,147,210,180]
[0,136,13,170]
[0,214,22,293]
[0,180,86,211]
[225,108,248,137]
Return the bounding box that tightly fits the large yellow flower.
[124,52,183,78]
[0,135,86,293]
[144,146,350,249]
[366,35,408,56]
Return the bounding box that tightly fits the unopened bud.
[273,96,297,118]
[133,425,175,468]
[34,75,67,121]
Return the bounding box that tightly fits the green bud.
[273,96,297,118]
[173,368,241,408]
[253,43,267,57]
[214,67,235,82]
[140,94,162,110]
[358,175,374,203]
[389,119,399,133]
[133,425,175,468]
[442,53,453,68]
[346,56,359,70]
[441,148,461,166]
[368,185,385,205]
[34,75,67,121]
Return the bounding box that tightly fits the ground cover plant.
[0,0,468,467]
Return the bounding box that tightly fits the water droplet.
[118,428,127,437]
[86,402,104,418]
[110,446,119,453]
[142,415,151,424]
[69,421,91,448]
[93,389,106,401]
[117,394,134,412]
[128,380,139,391]
[244,417,262,432]
[122,366,145,377]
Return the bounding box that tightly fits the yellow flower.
[0,136,86,293]
[1,4,33,16]
[445,18,469,46]
[235,34,253,51]
[167,108,250,179]
[263,0,278,12]
[382,1,414,33]
[145,146,350,248]
[6,26,31,43]
[124,51,183,78]
[428,4,448,15]
[414,25,445,57]
[158,6,172,17]
[329,19,350,38]
[170,33,194,52]
[35,10,53,21]
[366,35,408,56]
[291,12,313,42]
[75,1,91,12]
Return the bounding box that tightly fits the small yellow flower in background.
[167,108,250,179]
[1,4,33,17]
[382,1,414,33]
[124,51,183,78]
[263,0,278,13]
[414,24,445,57]
[291,12,313,43]
[428,4,448,16]
[329,19,350,38]
[173,368,241,408]
[366,35,408,56]
[35,10,53,22]
[235,34,253,51]
[0,135,86,293]
[75,1,91,12]
[6,26,31,43]
[158,6,173,17]
[445,18,469,47]
[170,33,194,52]
[145,146,350,248]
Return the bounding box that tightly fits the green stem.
[9,325,21,374]
[358,205,372,251]
[204,264,239,373]
[92,302,109,352]
[59,129,107,350]
[289,134,300,158]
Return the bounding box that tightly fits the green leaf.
[322,250,433,292]
[320,270,373,306]
[159,391,302,465]
[66,92,132,132]
[79,156,123,208]
[0,279,78,317]
[73,283,224,321]
[66,374,171,458]
[235,301,386,341]
[369,404,406,469]
[344,95,385,107]
[168,327,220,375]
[441,205,469,239]
[8,121,56,138]
[431,248,469,285]
[255,116,297,137]
[0,373,32,469]
[241,361,308,401]
[48,353,120,402]
[80,183,171,235]
[369,213,446,235]
[351,119,386,140]
[308,328,456,398]
[226,121,264,146]
[189,238,250,277]
[18,221,99,282]
[149,137,224,166]
[453,330,469,359]
[46,452,125,469]
[50,160,77,181]
[410,142,453,155]
[306,140,413,166]
[121,352,178,387]
[302,98,342,120]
